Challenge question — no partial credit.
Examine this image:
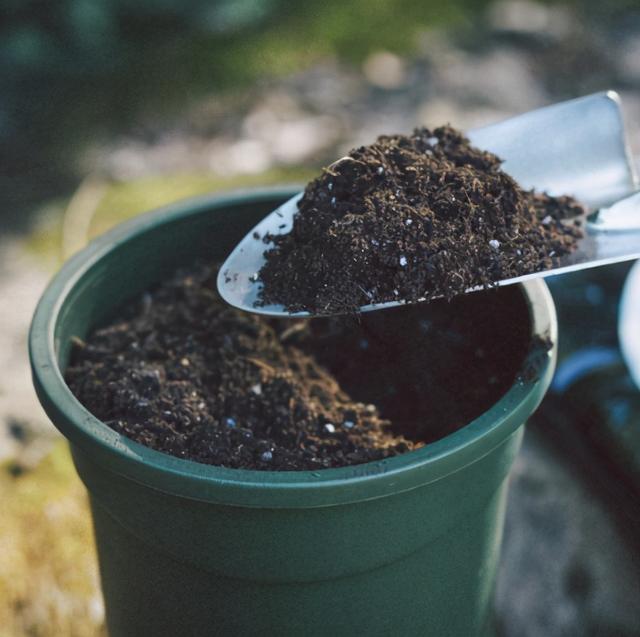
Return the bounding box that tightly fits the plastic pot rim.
[29,186,557,509]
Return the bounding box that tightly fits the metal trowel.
[218,91,640,317]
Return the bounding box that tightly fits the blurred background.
[1,1,640,635]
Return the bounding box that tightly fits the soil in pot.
[65,262,539,471]
[256,125,584,314]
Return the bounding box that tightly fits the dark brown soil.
[65,262,539,471]
[257,125,584,314]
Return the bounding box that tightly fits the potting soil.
[257,126,584,314]
[66,263,537,470]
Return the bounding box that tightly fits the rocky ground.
[2,1,640,634]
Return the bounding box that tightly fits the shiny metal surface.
[467,90,637,209]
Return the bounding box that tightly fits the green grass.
[42,0,485,152]
[87,168,314,238]
[130,0,633,101]
[0,443,105,637]
[199,0,473,83]
[26,168,316,267]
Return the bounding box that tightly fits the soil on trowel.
[256,125,584,314]
[66,262,540,471]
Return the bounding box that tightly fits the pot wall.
[86,455,512,636]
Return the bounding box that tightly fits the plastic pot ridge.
[30,187,557,637]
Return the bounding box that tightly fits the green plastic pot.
[30,187,557,637]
